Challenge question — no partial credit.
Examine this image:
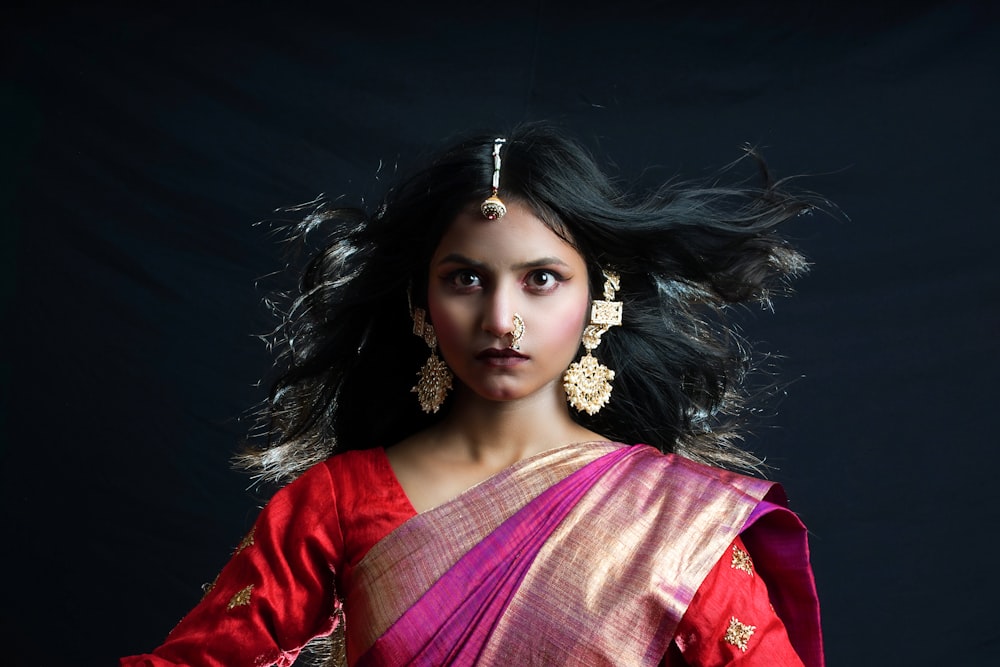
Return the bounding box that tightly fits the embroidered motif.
[731,544,754,576]
[724,616,756,652]
[235,527,255,554]
[227,585,254,610]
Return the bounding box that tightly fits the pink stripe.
[357,446,636,667]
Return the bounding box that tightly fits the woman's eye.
[527,270,561,291]
[449,270,481,289]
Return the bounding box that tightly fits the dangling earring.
[410,307,453,413]
[563,270,622,416]
[509,313,525,350]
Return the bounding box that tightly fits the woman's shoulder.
[321,446,392,482]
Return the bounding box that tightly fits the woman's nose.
[482,287,517,339]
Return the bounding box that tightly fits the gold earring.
[563,271,622,415]
[410,307,453,413]
[509,313,525,350]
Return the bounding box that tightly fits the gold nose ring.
[509,313,525,350]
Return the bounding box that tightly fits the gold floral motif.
[563,352,615,415]
[227,585,254,610]
[724,616,756,652]
[730,544,754,576]
[412,352,453,413]
[411,307,453,413]
[235,527,255,554]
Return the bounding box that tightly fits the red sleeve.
[120,461,346,667]
[671,536,805,666]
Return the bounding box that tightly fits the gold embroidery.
[731,544,754,576]
[227,585,254,610]
[235,527,255,554]
[724,616,756,652]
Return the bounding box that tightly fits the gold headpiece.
[480,138,507,220]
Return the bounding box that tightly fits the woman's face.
[427,201,591,405]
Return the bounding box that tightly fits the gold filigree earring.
[410,307,453,413]
[563,270,622,415]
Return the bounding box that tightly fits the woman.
[122,123,824,666]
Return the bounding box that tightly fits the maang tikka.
[410,307,453,413]
[480,138,507,220]
[563,270,622,415]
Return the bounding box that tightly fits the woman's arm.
[670,536,807,666]
[120,461,346,667]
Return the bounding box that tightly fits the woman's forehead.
[430,201,584,268]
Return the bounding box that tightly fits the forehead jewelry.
[509,313,525,350]
[480,138,507,220]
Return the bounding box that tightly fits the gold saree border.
[344,441,623,661]
[476,449,771,665]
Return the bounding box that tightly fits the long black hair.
[239,122,822,483]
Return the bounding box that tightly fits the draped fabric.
[119,443,819,666]
[348,442,822,666]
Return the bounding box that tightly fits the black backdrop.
[3,2,998,665]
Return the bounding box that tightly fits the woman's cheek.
[427,300,464,352]
[547,299,590,355]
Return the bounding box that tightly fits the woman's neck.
[431,383,604,465]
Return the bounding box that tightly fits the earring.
[410,307,453,413]
[509,313,525,350]
[563,271,622,415]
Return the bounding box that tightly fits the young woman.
[122,123,824,666]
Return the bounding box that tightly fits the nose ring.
[509,313,525,350]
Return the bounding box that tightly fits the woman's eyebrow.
[435,253,485,268]
[512,257,570,270]
[435,253,571,269]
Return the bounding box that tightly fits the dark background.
[3,2,998,665]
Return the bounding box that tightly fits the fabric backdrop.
[2,2,997,665]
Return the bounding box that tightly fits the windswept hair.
[238,122,822,484]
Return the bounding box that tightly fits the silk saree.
[344,441,822,666]
[121,441,822,666]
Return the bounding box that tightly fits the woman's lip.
[475,348,528,361]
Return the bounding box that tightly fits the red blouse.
[121,448,804,666]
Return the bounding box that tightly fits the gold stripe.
[478,450,769,664]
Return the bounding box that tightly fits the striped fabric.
[345,442,821,666]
